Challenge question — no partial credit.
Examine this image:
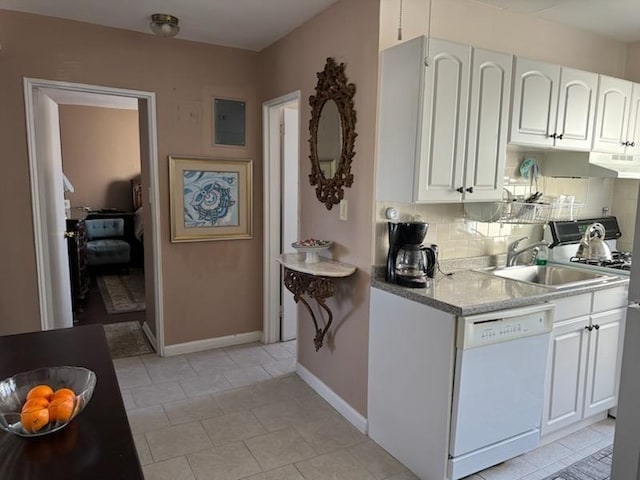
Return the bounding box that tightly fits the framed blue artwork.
[169,156,252,242]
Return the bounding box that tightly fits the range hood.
[540,151,640,179]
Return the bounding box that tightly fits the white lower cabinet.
[542,316,590,434]
[584,309,626,417]
[542,290,627,437]
[368,287,456,480]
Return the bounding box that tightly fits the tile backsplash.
[374,150,636,265]
[612,179,640,252]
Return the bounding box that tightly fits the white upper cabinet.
[625,83,640,156]
[464,48,512,202]
[510,58,559,147]
[510,58,597,150]
[376,37,512,203]
[556,68,598,150]
[592,75,633,154]
[416,39,471,202]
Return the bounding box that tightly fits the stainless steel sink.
[480,264,617,289]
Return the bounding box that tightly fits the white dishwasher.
[448,303,554,480]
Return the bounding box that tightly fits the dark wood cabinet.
[66,215,89,318]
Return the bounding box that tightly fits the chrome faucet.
[507,237,549,267]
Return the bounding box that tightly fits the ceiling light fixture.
[150,14,180,38]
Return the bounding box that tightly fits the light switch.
[339,199,348,221]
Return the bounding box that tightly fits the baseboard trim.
[539,412,608,446]
[141,321,158,352]
[296,363,368,434]
[163,330,262,357]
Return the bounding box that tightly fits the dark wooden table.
[0,325,143,479]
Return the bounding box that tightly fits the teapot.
[575,223,613,261]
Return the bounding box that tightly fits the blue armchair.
[85,218,131,270]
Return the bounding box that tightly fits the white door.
[281,107,299,341]
[464,48,512,202]
[555,68,598,151]
[592,75,632,154]
[584,308,626,417]
[33,89,73,330]
[417,39,470,202]
[541,316,589,436]
[509,58,560,147]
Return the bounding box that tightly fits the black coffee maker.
[386,222,438,288]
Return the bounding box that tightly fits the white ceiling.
[471,0,640,43]
[0,0,339,51]
[1,0,639,49]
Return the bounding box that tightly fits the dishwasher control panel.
[457,304,554,349]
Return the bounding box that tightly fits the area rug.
[97,269,145,314]
[103,321,153,359]
[543,444,613,480]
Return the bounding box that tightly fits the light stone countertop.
[278,253,356,277]
[371,264,630,316]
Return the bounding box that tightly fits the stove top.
[570,251,632,271]
[546,216,632,276]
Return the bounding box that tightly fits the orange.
[48,397,74,423]
[22,397,50,412]
[21,406,49,433]
[26,384,54,402]
[53,388,76,400]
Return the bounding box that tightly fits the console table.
[278,253,356,351]
[0,325,144,479]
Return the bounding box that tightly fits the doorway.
[24,78,165,355]
[263,91,301,345]
[58,100,144,329]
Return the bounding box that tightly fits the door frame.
[262,91,301,344]
[23,77,165,354]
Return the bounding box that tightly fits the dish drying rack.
[465,200,584,224]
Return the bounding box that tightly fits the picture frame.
[169,156,252,242]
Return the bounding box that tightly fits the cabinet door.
[592,75,633,154]
[584,308,626,417]
[376,36,426,203]
[626,83,640,155]
[555,68,598,151]
[541,316,589,436]
[464,48,512,202]
[509,58,560,147]
[416,39,471,202]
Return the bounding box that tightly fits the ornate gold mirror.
[308,58,357,210]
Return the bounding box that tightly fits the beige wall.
[60,105,140,212]
[259,0,379,416]
[380,0,628,77]
[612,180,640,252]
[0,9,261,343]
[625,42,640,81]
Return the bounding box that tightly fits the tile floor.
[467,418,615,480]
[113,341,615,480]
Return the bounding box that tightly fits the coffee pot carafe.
[386,222,438,288]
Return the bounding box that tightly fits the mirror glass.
[316,100,342,179]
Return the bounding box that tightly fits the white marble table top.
[278,253,356,278]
